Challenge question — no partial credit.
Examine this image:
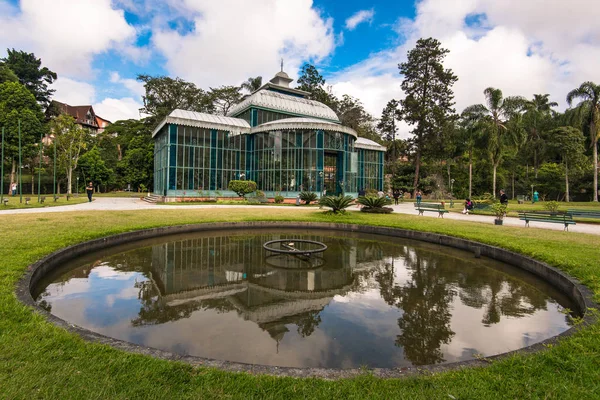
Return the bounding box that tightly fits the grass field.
[1,209,600,399]
[0,195,88,209]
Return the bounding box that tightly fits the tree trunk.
[67,167,72,195]
[512,172,515,199]
[534,149,538,179]
[412,148,421,197]
[117,144,122,161]
[10,159,16,188]
[468,149,473,199]
[492,163,497,198]
[565,159,570,203]
[594,137,598,202]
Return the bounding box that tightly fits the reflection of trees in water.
[295,310,322,337]
[388,253,455,365]
[456,266,548,327]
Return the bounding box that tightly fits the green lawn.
[93,191,145,198]
[1,209,599,399]
[0,195,88,209]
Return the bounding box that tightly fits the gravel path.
[1,197,599,235]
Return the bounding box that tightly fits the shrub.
[491,202,507,219]
[299,191,318,205]
[318,194,354,214]
[274,195,284,204]
[228,180,257,198]
[357,196,393,213]
[365,188,378,196]
[543,201,560,213]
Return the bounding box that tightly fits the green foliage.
[296,64,339,112]
[49,114,89,194]
[299,191,318,204]
[399,38,458,191]
[209,85,242,115]
[357,196,393,213]
[1,49,57,106]
[228,180,257,198]
[0,81,44,162]
[536,163,564,200]
[365,188,379,196]
[241,76,262,93]
[274,195,284,204]
[0,64,18,84]
[78,146,113,189]
[137,74,214,126]
[318,194,354,214]
[543,201,560,212]
[491,202,507,219]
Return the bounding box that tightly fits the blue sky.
[1,0,600,137]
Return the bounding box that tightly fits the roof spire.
[280,58,284,72]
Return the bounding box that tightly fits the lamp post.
[450,178,455,207]
[531,184,535,203]
[38,134,42,202]
[76,176,79,196]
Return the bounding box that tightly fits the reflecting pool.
[34,229,575,368]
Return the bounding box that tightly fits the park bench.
[472,203,492,213]
[517,195,525,204]
[413,202,448,218]
[54,195,60,202]
[40,196,46,204]
[518,211,576,231]
[2,198,8,206]
[567,209,600,219]
[25,197,31,205]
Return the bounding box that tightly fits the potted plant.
[491,202,507,225]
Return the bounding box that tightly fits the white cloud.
[52,77,96,105]
[330,0,600,139]
[0,0,141,78]
[94,97,143,121]
[152,0,336,88]
[110,72,146,98]
[345,9,375,31]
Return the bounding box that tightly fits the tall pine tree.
[399,38,457,195]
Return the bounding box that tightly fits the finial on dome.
[281,58,284,72]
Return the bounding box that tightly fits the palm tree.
[462,88,524,197]
[241,76,262,93]
[566,82,600,202]
[523,94,558,178]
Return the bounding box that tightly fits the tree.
[462,88,524,197]
[546,127,586,202]
[296,64,338,112]
[116,130,154,191]
[566,81,600,202]
[523,94,557,178]
[137,75,214,126]
[399,38,458,195]
[210,85,242,115]
[1,49,57,107]
[228,180,257,198]
[0,81,44,187]
[49,114,88,195]
[0,64,18,84]
[377,99,402,162]
[78,146,113,191]
[241,76,262,93]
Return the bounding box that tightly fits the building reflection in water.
[124,232,557,365]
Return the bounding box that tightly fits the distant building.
[152,70,385,199]
[46,100,110,134]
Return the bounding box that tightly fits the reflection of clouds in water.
[105,286,140,307]
[93,265,138,280]
[444,297,568,362]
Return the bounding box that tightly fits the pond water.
[34,229,575,368]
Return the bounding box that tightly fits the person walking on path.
[86,182,94,202]
[393,189,400,205]
[415,190,422,205]
[11,182,17,196]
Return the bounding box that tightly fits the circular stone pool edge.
[16,221,598,380]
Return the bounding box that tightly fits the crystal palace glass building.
[152,71,385,199]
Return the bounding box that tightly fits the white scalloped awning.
[355,137,386,152]
[152,109,250,137]
[227,89,340,122]
[252,117,357,138]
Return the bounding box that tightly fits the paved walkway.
[1,197,599,236]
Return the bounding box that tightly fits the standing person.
[11,182,17,196]
[393,189,400,205]
[416,190,422,205]
[499,189,508,205]
[533,190,539,203]
[86,181,94,202]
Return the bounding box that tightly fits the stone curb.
[16,221,599,379]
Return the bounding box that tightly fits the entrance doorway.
[324,152,338,195]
